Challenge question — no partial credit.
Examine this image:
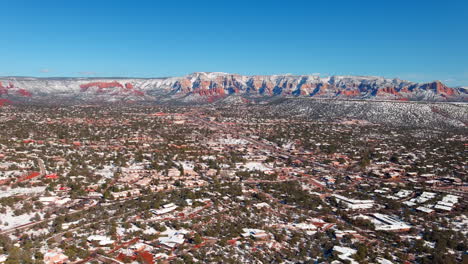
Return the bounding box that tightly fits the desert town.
[0,104,466,264]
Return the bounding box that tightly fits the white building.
[150,203,178,215]
[158,227,189,249]
[87,235,115,246]
[369,213,411,231]
[241,228,269,239]
[333,194,374,210]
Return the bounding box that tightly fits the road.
[38,158,46,175]
[0,196,139,236]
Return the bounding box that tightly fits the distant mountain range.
[0,72,467,104]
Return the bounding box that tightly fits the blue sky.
[1,0,467,86]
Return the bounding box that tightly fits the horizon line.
[0,72,455,86]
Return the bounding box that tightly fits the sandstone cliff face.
[161,73,465,101]
[0,98,13,106]
[418,81,455,96]
[78,81,145,97]
[79,81,124,91]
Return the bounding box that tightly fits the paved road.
[38,158,46,175]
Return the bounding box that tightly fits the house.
[157,227,189,249]
[43,249,69,264]
[253,202,270,209]
[335,230,358,239]
[113,189,140,199]
[394,190,412,199]
[241,228,270,240]
[150,203,178,215]
[167,168,181,178]
[87,192,104,199]
[292,223,318,235]
[129,242,150,252]
[135,177,152,187]
[87,235,115,246]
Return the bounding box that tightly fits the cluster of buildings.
[0,105,465,264]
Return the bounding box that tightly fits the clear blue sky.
[1,0,467,86]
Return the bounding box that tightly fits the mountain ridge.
[0,72,466,103]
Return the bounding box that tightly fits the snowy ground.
[0,186,46,198]
[0,210,44,229]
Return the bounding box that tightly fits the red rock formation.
[283,82,295,94]
[420,81,455,96]
[341,90,360,96]
[377,87,400,96]
[252,78,263,91]
[435,82,455,95]
[17,89,32,97]
[177,79,192,92]
[194,86,226,96]
[400,86,410,93]
[263,81,275,95]
[316,83,329,95]
[80,81,124,91]
[199,81,211,90]
[221,77,242,93]
[433,81,446,93]
[296,83,315,95]
[0,98,13,106]
[78,81,146,96]
[133,90,145,96]
[214,87,225,95]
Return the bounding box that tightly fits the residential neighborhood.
[0,104,466,264]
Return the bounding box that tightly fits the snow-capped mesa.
[0,72,466,104]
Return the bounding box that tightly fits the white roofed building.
[333,194,374,210]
